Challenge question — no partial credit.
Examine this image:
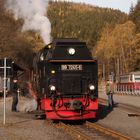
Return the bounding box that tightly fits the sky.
[61,0,138,13]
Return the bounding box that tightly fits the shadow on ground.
[96,104,113,120]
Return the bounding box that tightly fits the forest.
[0,0,140,81]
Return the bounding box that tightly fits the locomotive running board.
[49,60,97,62]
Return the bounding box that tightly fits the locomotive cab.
[32,39,98,120]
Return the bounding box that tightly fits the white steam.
[18,98,37,112]
[5,0,51,45]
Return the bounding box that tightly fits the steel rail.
[59,122,91,140]
[98,98,140,115]
[85,121,132,140]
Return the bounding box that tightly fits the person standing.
[11,78,19,112]
[106,81,114,109]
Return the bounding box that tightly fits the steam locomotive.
[31,38,98,120]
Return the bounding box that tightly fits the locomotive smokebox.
[70,100,83,110]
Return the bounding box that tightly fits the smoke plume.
[19,98,37,112]
[5,0,51,45]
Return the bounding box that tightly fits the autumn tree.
[48,1,127,49]
[95,21,136,81]
[129,1,140,33]
[0,0,127,69]
[132,33,140,70]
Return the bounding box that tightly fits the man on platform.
[11,78,19,112]
[106,81,114,109]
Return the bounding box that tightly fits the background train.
[116,71,140,92]
[31,38,98,120]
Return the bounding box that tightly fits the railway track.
[99,98,140,116]
[52,97,139,140]
[58,122,90,140]
[85,121,132,140]
[57,121,132,140]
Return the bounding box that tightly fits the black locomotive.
[31,38,98,120]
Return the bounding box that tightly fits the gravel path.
[96,104,140,140]
[0,97,140,140]
[98,90,140,140]
[0,97,74,140]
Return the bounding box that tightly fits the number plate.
[61,65,83,71]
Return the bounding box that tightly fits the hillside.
[0,1,127,69]
[48,2,127,49]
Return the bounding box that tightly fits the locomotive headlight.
[49,85,56,91]
[89,84,95,91]
[51,70,55,74]
[68,48,75,55]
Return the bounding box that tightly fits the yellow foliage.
[95,21,138,74]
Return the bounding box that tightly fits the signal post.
[0,58,12,125]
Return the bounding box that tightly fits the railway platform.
[99,91,140,108]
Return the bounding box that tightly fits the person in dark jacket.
[11,78,19,112]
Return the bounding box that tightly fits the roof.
[51,38,93,60]
[129,71,140,75]
[52,38,86,46]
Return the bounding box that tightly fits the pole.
[103,64,105,81]
[117,58,120,82]
[102,64,106,95]
[3,58,6,125]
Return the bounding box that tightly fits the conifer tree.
[129,1,140,33]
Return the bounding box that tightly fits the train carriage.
[32,38,98,120]
[117,71,140,94]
